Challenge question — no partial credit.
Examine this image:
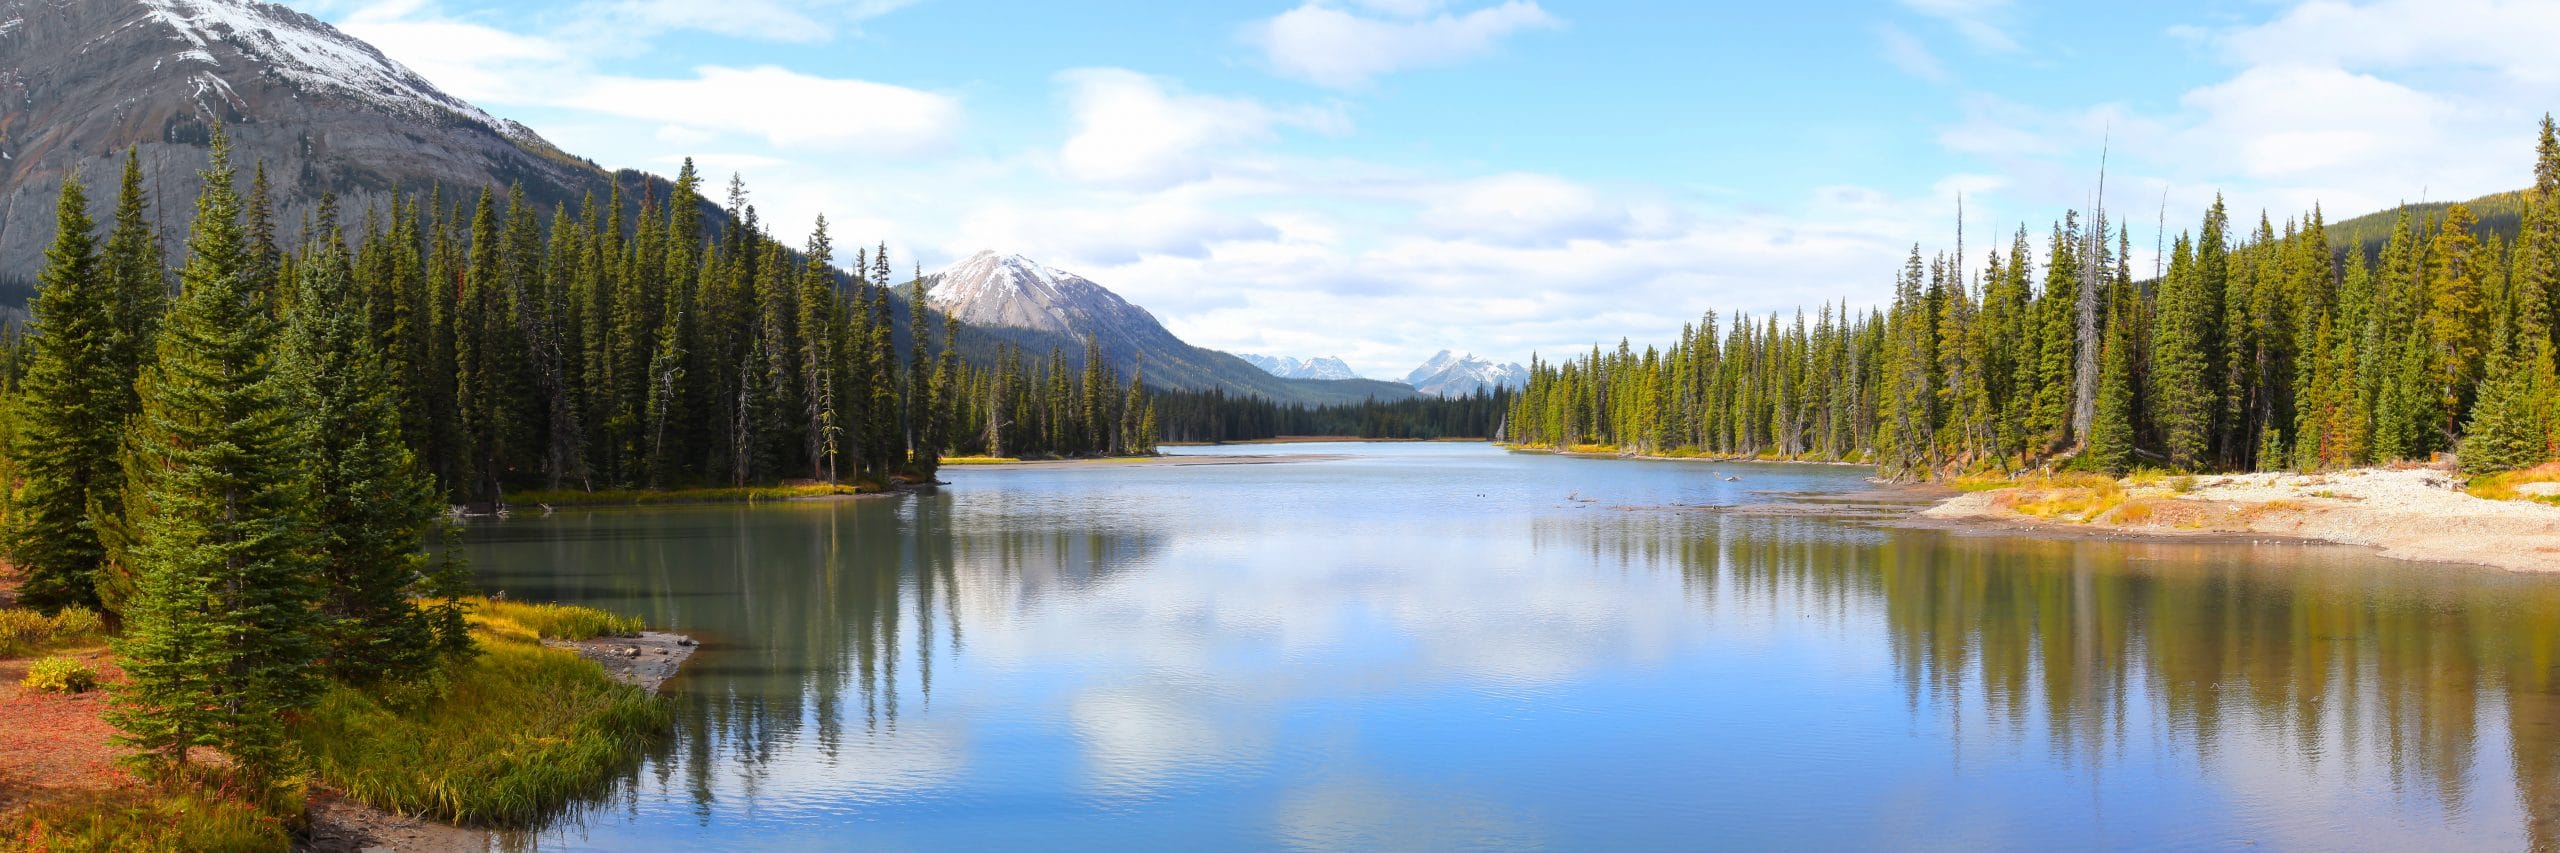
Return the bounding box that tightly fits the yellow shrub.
[21,655,98,693]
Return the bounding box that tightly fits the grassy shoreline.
[2,596,685,849]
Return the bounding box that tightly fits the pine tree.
[798,219,840,481]
[908,274,932,468]
[285,233,468,684]
[10,171,119,611]
[2151,234,2213,469]
[926,314,959,475]
[2466,333,2549,474]
[2088,288,2140,474]
[108,129,322,794]
[2429,203,2489,438]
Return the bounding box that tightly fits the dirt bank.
[1921,467,2560,572]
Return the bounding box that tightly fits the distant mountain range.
[1405,351,1528,397]
[1239,354,1360,381]
[923,252,1415,405]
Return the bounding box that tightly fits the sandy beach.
[1921,467,2560,573]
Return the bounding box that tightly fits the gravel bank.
[1923,467,2560,572]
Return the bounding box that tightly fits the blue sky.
[306,0,2560,377]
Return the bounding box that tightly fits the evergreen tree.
[2466,331,2550,474]
[284,233,468,684]
[2088,288,2140,474]
[108,129,322,795]
[10,171,119,611]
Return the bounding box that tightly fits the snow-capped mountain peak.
[923,250,1154,338]
[1404,350,1528,397]
[133,0,505,128]
[1240,354,1361,381]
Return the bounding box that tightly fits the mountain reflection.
[470,466,2560,850]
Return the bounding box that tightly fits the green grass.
[292,603,672,826]
[463,597,642,641]
[506,482,879,508]
[2,783,293,852]
[2468,462,2560,505]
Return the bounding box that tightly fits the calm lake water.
[466,442,2560,851]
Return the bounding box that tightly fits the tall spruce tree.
[108,129,322,794]
[285,233,469,684]
[10,171,118,611]
[2088,288,2140,474]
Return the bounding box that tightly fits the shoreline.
[1160,436,1487,446]
[950,453,1355,470]
[302,627,697,852]
[1505,445,1874,468]
[0,583,701,852]
[1913,467,2560,573]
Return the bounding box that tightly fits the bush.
[3,783,292,852]
[0,608,49,656]
[50,605,104,642]
[22,655,100,693]
[0,606,108,658]
[294,629,671,825]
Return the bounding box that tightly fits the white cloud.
[566,66,958,154]
[946,195,1280,267]
[579,0,920,44]
[2175,65,2449,184]
[336,3,959,158]
[1414,173,1652,244]
[1929,1,2560,228]
[336,4,567,105]
[1249,1,1560,89]
[2215,0,2560,84]
[1876,23,1950,84]
[1896,0,2016,52]
[1055,69,1341,189]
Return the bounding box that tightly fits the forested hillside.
[4,128,1159,527]
[1507,117,2560,481]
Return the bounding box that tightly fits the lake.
[464,442,2560,851]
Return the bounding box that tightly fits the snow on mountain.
[0,0,602,274]
[920,251,1418,405]
[1404,350,1528,398]
[1240,354,1361,381]
[923,251,1157,339]
[135,0,503,127]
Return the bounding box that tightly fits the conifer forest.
[1507,118,2560,484]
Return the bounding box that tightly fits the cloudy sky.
[306,0,2560,378]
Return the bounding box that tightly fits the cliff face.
[0,0,609,279]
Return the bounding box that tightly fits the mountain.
[925,252,1415,405]
[1239,354,1361,381]
[1404,350,1527,398]
[0,0,621,278]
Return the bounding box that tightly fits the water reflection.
[466,446,2560,850]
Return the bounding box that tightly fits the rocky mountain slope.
[1239,354,1361,381]
[0,0,614,277]
[1404,350,1527,397]
[926,252,1414,405]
